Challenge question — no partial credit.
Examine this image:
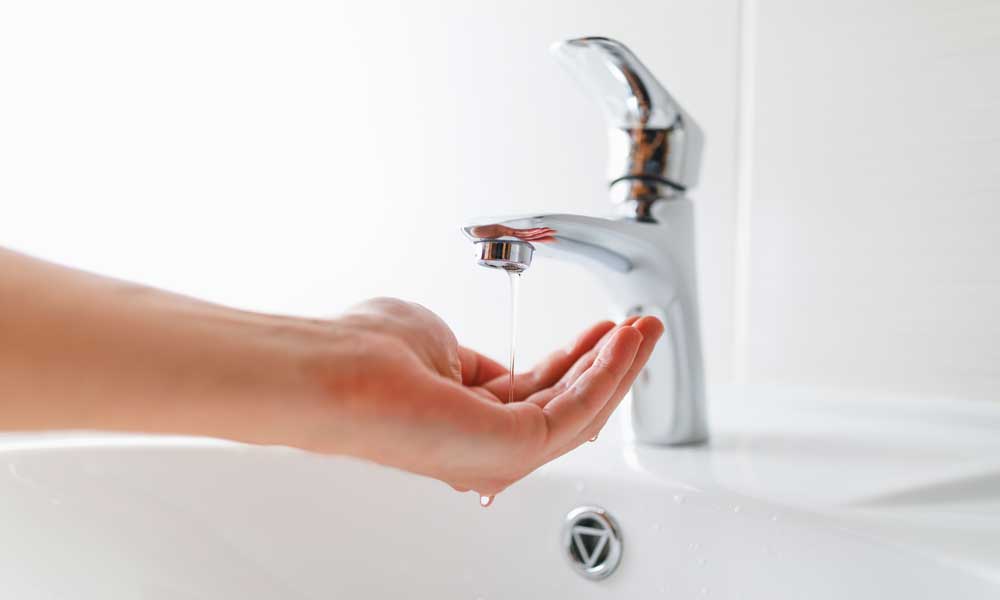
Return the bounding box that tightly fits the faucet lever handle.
[551,37,702,208]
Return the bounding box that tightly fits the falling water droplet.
[479,495,494,508]
[574,481,586,493]
[673,494,685,504]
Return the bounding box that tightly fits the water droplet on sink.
[652,522,662,532]
[733,505,741,513]
[574,481,585,493]
[771,514,779,522]
[700,587,709,596]
[479,495,494,508]
[673,494,684,504]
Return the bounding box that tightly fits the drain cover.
[562,506,622,580]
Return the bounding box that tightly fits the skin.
[0,247,663,497]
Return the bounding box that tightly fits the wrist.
[193,310,358,453]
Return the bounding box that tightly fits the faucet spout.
[463,215,633,274]
[463,203,708,446]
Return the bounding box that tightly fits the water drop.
[697,557,707,566]
[770,514,779,522]
[673,494,685,504]
[700,587,709,596]
[689,542,699,551]
[574,481,586,493]
[733,505,742,513]
[479,495,494,508]
[652,522,662,532]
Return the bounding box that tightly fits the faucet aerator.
[475,240,534,273]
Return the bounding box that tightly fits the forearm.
[0,248,339,445]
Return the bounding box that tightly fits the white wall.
[0,0,741,377]
[3,0,997,401]
[741,0,1000,401]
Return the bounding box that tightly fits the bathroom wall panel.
[745,0,1000,399]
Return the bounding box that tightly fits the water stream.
[479,267,523,509]
[506,270,520,405]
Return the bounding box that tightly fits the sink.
[2,384,999,598]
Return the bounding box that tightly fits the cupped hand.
[313,298,663,498]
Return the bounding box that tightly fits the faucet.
[462,37,707,446]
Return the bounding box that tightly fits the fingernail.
[634,315,666,341]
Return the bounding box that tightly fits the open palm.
[333,299,663,498]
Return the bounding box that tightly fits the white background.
[1,0,997,401]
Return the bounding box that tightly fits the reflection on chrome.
[466,224,557,243]
[461,37,707,446]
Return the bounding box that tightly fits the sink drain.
[562,506,622,580]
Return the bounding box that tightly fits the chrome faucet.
[463,37,707,446]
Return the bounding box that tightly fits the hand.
[311,298,664,497]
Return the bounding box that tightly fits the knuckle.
[447,355,463,380]
[591,353,615,371]
[354,296,408,315]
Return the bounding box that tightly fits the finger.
[541,327,642,448]
[552,316,641,391]
[567,316,664,449]
[481,320,615,401]
[527,316,641,408]
[457,346,509,386]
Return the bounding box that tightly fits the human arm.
[0,248,662,495]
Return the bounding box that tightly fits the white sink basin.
[2,385,998,598]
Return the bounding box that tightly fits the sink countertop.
[550,383,1000,582]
